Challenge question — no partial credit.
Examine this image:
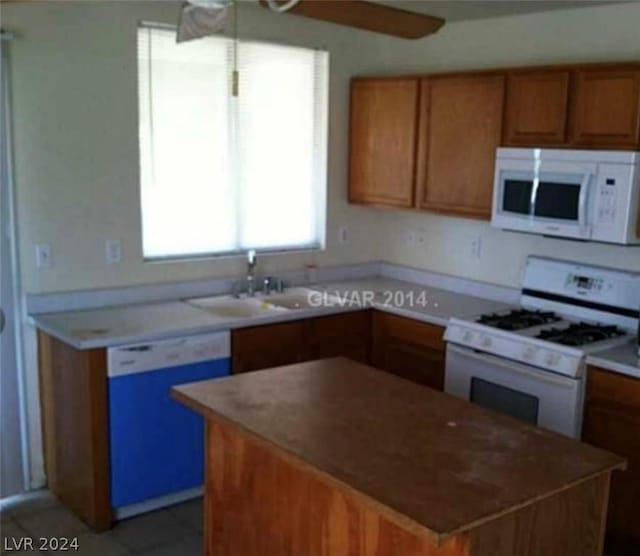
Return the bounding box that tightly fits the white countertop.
[32,274,640,380]
[32,277,509,350]
[588,342,640,379]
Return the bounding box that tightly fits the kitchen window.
[137,25,329,260]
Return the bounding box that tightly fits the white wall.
[3,0,386,489]
[4,0,640,488]
[6,1,640,295]
[4,1,382,295]
[354,1,640,287]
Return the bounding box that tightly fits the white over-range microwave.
[491,148,640,245]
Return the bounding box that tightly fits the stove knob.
[481,335,492,348]
[462,330,473,343]
[545,353,560,368]
[522,346,537,361]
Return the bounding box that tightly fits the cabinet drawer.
[373,311,444,351]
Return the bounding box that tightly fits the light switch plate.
[106,239,122,264]
[338,226,349,245]
[35,243,53,269]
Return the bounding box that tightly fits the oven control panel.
[445,321,583,377]
[566,273,605,293]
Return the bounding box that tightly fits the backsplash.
[376,211,640,288]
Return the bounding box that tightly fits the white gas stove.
[444,257,640,438]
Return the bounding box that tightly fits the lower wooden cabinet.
[305,311,371,364]
[231,310,447,390]
[231,311,372,373]
[232,320,306,374]
[38,331,111,531]
[371,312,445,391]
[582,366,640,549]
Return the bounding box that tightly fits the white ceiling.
[376,0,634,22]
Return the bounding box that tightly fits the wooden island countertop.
[173,357,625,556]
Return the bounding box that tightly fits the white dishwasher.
[107,331,230,519]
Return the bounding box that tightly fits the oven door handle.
[447,345,579,388]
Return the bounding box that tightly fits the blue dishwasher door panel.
[108,358,229,508]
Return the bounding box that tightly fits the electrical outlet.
[471,235,483,260]
[405,230,416,247]
[338,226,349,245]
[35,243,53,269]
[105,239,122,264]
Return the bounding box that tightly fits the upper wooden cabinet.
[504,70,570,146]
[417,74,505,219]
[349,78,419,207]
[349,61,640,219]
[569,67,640,148]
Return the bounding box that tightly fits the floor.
[0,491,202,555]
[1,490,633,555]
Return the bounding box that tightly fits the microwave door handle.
[578,173,592,235]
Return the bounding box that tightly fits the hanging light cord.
[232,0,239,97]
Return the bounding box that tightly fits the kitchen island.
[173,358,625,556]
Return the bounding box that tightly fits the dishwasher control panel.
[107,331,230,377]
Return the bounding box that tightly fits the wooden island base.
[203,420,611,556]
[173,359,624,556]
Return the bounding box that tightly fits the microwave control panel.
[596,177,617,224]
[592,162,637,243]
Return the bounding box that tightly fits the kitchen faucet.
[246,249,257,297]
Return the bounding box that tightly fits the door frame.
[1,30,30,497]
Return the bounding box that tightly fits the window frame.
[137,22,329,262]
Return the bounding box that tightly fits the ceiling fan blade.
[177,2,229,43]
[259,0,445,39]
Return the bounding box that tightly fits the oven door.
[445,344,584,438]
[492,158,596,240]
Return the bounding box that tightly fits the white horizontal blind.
[138,25,328,260]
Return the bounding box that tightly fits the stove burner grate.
[476,309,561,331]
[536,322,626,347]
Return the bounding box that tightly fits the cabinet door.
[569,67,640,148]
[371,311,445,391]
[231,321,305,374]
[504,70,570,145]
[582,366,640,548]
[349,78,419,208]
[417,74,505,219]
[304,311,371,364]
